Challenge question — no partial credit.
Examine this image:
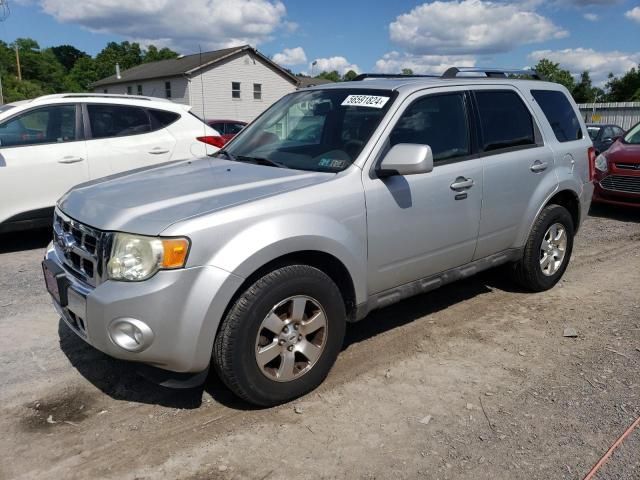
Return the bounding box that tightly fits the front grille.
[600,175,640,195]
[616,163,640,171]
[53,210,106,286]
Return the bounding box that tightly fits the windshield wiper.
[215,149,237,161]
[236,155,289,169]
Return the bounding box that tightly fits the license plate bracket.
[42,260,69,307]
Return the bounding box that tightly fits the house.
[91,45,299,123]
[296,76,335,88]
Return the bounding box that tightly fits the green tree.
[533,59,575,91]
[50,45,89,72]
[94,41,144,79]
[401,68,414,75]
[316,70,341,82]
[605,66,640,102]
[143,45,179,63]
[64,56,99,91]
[572,71,598,103]
[342,69,358,81]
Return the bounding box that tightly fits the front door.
[363,89,483,294]
[0,104,88,225]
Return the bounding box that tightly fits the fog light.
[108,318,154,352]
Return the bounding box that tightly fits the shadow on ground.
[0,228,51,254]
[58,268,510,411]
[589,203,640,223]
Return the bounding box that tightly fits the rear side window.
[474,90,536,152]
[531,90,583,142]
[390,93,470,163]
[149,109,180,129]
[88,104,151,139]
[226,122,245,134]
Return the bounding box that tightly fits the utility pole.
[15,44,21,81]
[0,73,3,105]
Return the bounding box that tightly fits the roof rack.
[441,67,545,80]
[352,73,439,81]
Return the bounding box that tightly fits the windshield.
[217,89,396,172]
[624,122,640,144]
[587,126,601,141]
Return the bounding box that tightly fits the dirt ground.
[0,203,639,480]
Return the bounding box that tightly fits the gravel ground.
[0,203,639,480]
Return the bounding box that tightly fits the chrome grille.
[600,175,640,194]
[53,210,105,287]
[616,163,640,171]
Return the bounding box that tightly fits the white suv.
[0,94,220,233]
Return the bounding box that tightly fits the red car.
[593,121,640,207]
[205,119,247,147]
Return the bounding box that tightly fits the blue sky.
[3,0,640,84]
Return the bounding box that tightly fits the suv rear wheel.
[213,265,346,406]
[514,204,574,292]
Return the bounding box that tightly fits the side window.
[475,90,536,152]
[0,105,76,147]
[88,104,151,139]
[226,122,245,135]
[614,127,625,137]
[148,109,180,129]
[390,93,470,163]
[232,82,241,99]
[531,90,583,142]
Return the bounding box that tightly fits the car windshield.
[587,126,601,141]
[624,123,640,144]
[216,89,396,172]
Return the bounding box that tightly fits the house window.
[253,83,262,100]
[137,84,143,95]
[165,81,172,99]
[103,89,108,94]
[127,86,132,95]
[232,82,241,99]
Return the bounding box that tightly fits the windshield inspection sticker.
[341,95,390,109]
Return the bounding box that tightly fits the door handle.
[149,148,170,154]
[530,161,548,172]
[58,156,84,164]
[450,177,474,191]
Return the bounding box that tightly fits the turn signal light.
[588,146,596,182]
[161,238,190,269]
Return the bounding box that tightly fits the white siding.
[94,76,190,105]
[187,51,297,122]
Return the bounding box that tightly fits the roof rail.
[352,73,439,81]
[441,67,545,81]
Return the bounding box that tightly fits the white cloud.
[529,48,640,85]
[38,0,289,51]
[625,7,640,23]
[374,51,476,75]
[310,56,359,74]
[272,47,307,66]
[583,13,599,21]
[389,0,568,55]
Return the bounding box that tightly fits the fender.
[206,213,368,305]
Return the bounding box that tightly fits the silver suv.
[43,68,595,406]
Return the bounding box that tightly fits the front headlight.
[107,233,190,281]
[595,153,608,172]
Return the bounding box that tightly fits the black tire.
[513,204,574,292]
[213,265,346,407]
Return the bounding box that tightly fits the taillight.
[196,136,226,148]
[588,146,596,182]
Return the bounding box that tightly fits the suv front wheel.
[213,265,346,406]
[514,204,575,292]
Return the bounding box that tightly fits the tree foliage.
[0,38,178,103]
[605,66,640,102]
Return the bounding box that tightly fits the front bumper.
[593,172,640,208]
[44,244,244,373]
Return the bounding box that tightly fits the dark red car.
[206,119,247,147]
[593,121,640,207]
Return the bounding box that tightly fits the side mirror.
[377,143,434,178]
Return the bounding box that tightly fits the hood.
[59,158,333,235]
[606,140,640,164]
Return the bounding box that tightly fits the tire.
[513,204,574,292]
[213,265,346,407]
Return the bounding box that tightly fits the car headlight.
[107,233,190,281]
[595,153,608,173]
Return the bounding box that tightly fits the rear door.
[472,87,556,259]
[0,103,88,225]
[83,103,177,179]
